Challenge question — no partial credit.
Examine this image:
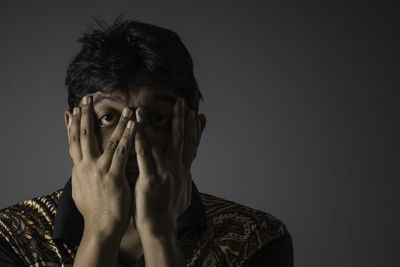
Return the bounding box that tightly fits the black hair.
[65,16,203,113]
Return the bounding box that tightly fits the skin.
[63,75,206,267]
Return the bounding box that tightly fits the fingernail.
[73,107,79,115]
[83,96,88,105]
[123,108,130,118]
[127,120,134,129]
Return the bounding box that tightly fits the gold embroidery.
[0,190,75,266]
[0,190,288,267]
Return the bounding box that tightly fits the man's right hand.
[67,95,136,238]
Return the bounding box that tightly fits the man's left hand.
[133,97,201,236]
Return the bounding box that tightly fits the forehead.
[92,73,179,108]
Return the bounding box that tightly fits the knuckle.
[91,168,100,178]
[80,158,92,167]
[70,134,79,142]
[81,106,89,115]
[142,177,155,188]
[122,131,131,139]
[81,128,88,136]
[108,170,119,179]
[108,170,116,179]
[115,123,125,133]
[95,160,107,174]
[107,139,119,151]
[116,145,126,156]
[72,112,80,121]
[115,118,128,131]
[119,116,128,125]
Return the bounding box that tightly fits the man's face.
[65,73,206,182]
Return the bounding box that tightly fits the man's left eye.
[151,113,169,127]
[97,113,117,128]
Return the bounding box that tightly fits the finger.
[135,108,157,180]
[80,95,101,159]
[166,98,185,163]
[109,120,136,178]
[150,146,167,176]
[69,107,82,163]
[179,177,192,217]
[135,106,155,144]
[138,108,166,176]
[182,110,197,166]
[99,108,133,170]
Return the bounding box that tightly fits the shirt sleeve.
[0,238,24,267]
[245,233,294,267]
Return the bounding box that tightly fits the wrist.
[83,222,125,242]
[139,228,180,251]
[138,227,186,267]
[84,212,130,235]
[75,226,123,267]
[136,219,176,239]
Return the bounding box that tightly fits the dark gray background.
[0,1,398,266]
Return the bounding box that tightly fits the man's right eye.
[97,114,116,128]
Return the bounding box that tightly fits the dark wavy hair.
[65,16,203,113]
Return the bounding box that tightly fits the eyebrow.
[93,93,177,107]
[93,94,123,106]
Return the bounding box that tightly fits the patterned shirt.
[0,178,293,266]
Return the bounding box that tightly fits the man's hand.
[67,95,136,238]
[133,97,201,266]
[133,98,199,234]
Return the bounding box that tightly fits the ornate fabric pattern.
[180,193,288,267]
[0,190,288,267]
[0,190,76,266]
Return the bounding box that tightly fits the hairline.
[93,91,179,108]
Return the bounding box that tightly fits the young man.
[0,18,293,266]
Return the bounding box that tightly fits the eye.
[97,114,116,128]
[151,113,170,128]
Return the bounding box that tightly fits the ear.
[196,113,206,145]
[64,110,73,143]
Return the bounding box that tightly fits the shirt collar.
[52,177,206,246]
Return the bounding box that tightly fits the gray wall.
[0,1,398,266]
